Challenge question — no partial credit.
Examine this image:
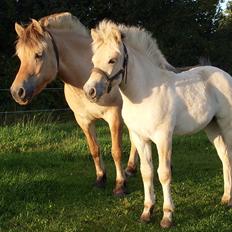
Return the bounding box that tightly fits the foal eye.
[35,52,43,60]
[108,58,117,64]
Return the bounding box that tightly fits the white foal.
[83,20,232,228]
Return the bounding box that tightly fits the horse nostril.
[89,87,96,98]
[18,87,26,99]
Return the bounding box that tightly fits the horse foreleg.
[155,132,174,228]
[76,117,106,188]
[130,131,154,222]
[108,113,127,196]
[125,130,138,177]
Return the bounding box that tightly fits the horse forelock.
[16,24,47,57]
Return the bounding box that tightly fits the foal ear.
[31,19,44,35]
[15,23,24,37]
[91,29,99,41]
[112,28,122,44]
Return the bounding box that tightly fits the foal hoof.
[221,195,232,207]
[160,217,173,228]
[140,213,151,223]
[94,174,107,188]
[125,166,137,177]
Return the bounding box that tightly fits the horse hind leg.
[205,120,232,206]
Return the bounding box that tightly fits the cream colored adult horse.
[84,20,232,228]
[10,12,137,195]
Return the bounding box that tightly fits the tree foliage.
[0,0,231,112]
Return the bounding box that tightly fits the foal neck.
[119,45,173,103]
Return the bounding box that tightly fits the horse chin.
[17,98,32,106]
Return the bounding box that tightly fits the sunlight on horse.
[84,20,232,228]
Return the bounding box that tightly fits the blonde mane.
[16,12,89,57]
[93,20,173,70]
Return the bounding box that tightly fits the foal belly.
[174,85,215,135]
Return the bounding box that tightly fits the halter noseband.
[91,43,128,93]
[44,29,59,71]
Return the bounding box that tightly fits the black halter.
[91,43,128,93]
[44,29,59,70]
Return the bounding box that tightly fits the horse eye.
[35,52,43,60]
[108,58,116,64]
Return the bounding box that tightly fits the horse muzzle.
[10,84,34,105]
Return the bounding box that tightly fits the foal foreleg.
[108,114,127,196]
[130,132,154,222]
[155,132,174,228]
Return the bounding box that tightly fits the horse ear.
[91,29,99,41]
[15,23,24,37]
[31,19,43,34]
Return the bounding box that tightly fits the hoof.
[140,213,151,223]
[125,166,137,177]
[113,182,128,197]
[113,188,127,197]
[160,217,173,228]
[221,195,232,207]
[94,173,107,188]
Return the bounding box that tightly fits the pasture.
[0,118,231,232]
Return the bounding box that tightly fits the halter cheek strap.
[91,43,128,93]
[43,29,59,71]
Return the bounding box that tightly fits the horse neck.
[50,29,92,88]
[120,45,174,103]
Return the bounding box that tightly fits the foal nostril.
[18,87,26,99]
[88,87,96,98]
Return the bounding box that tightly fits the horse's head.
[84,21,126,102]
[11,19,58,105]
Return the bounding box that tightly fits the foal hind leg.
[75,115,106,188]
[107,112,127,196]
[205,121,232,206]
[125,132,138,177]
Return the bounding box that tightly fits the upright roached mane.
[92,20,174,70]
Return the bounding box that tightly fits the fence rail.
[0,87,69,115]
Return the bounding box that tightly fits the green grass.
[0,119,232,231]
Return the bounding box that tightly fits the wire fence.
[0,88,72,124]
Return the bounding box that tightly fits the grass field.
[0,118,232,232]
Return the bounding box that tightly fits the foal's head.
[11,20,58,105]
[84,21,125,102]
